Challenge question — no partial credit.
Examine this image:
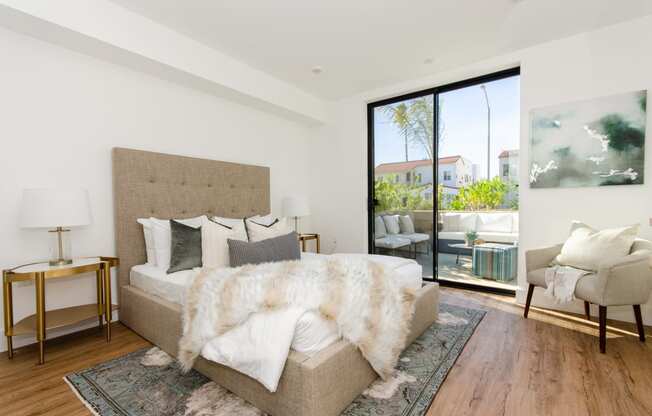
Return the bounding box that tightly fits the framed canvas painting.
[529,90,647,188]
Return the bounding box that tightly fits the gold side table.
[299,233,320,253]
[2,256,119,364]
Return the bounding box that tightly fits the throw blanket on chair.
[544,265,591,303]
[178,257,417,391]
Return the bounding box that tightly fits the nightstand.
[2,256,119,364]
[299,233,320,253]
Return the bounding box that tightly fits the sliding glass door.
[368,68,520,293]
[368,92,436,279]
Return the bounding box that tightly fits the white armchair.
[524,239,652,353]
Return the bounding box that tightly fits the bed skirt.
[119,282,439,416]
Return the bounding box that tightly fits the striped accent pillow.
[228,232,300,267]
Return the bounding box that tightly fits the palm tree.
[383,102,410,161]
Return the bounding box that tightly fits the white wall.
[312,15,652,323]
[0,27,320,351]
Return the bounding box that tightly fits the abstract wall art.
[529,90,647,188]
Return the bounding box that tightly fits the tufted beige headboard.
[112,147,270,297]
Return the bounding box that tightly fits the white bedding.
[130,252,422,358]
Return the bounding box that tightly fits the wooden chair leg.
[524,284,535,318]
[633,305,645,342]
[599,306,607,353]
[584,301,591,321]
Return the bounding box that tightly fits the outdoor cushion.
[399,233,429,243]
[399,215,416,234]
[374,216,387,238]
[382,215,401,235]
[441,213,461,232]
[375,236,411,249]
[437,231,517,244]
[458,213,479,232]
[477,212,513,233]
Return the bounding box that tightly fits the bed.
[113,147,439,416]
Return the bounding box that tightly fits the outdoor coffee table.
[448,243,473,265]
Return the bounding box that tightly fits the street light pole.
[480,85,491,180]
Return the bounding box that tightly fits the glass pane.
[436,74,520,290]
[372,94,434,279]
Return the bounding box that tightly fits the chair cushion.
[374,216,387,238]
[375,236,411,249]
[458,213,479,232]
[528,267,601,304]
[399,233,429,243]
[382,215,401,235]
[477,232,518,244]
[555,221,639,271]
[399,215,415,234]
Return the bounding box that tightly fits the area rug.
[65,303,485,416]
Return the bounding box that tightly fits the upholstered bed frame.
[113,147,439,416]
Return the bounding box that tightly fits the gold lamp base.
[49,258,73,266]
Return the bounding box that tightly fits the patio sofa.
[438,211,518,254]
[374,214,430,255]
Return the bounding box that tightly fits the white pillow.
[458,213,478,232]
[202,217,248,269]
[441,213,460,232]
[246,217,293,242]
[150,215,206,270]
[399,215,415,234]
[248,214,275,226]
[137,218,155,266]
[477,213,513,233]
[555,221,639,271]
[382,215,401,235]
[212,216,248,229]
[374,216,387,238]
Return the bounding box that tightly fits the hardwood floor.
[1,287,651,415]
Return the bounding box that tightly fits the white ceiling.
[109,0,652,99]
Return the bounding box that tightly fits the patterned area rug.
[65,303,485,416]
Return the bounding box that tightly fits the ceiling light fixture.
[311,66,323,75]
[423,58,434,65]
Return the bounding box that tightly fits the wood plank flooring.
[1,287,651,415]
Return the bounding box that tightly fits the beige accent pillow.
[382,215,401,235]
[399,215,415,234]
[201,217,248,269]
[555,221,639,271]
[246,217,293,242]
[441,214,460,232]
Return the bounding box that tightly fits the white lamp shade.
[282,196,310,218]
[20,188,92,228]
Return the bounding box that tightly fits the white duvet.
[197,253,420,392]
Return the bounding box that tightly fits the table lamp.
[20,188,92,266]
[282,196,310,233]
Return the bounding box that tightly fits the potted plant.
[465,230,478,246]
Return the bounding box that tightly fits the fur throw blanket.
[178,257,417,382]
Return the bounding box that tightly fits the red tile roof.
[375,156,461,174]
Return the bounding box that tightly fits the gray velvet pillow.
[228,232,300,267]
[167,219,202,274]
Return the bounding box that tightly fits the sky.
[374,75,520,180]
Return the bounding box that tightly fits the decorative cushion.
[201,217,248,269]
[555,221,639,271]
[150,215,205,270]
[228,232,300,267]
[383,215,401,235]
[458,213,479,232]
[167,220,202,274]
[245,217,293,242]
[399,215,415,234]
[137,218,155,266]
[441,213,460,232]
[374,216,387,238]
[477,213,513,233]
[212,216,248,229]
